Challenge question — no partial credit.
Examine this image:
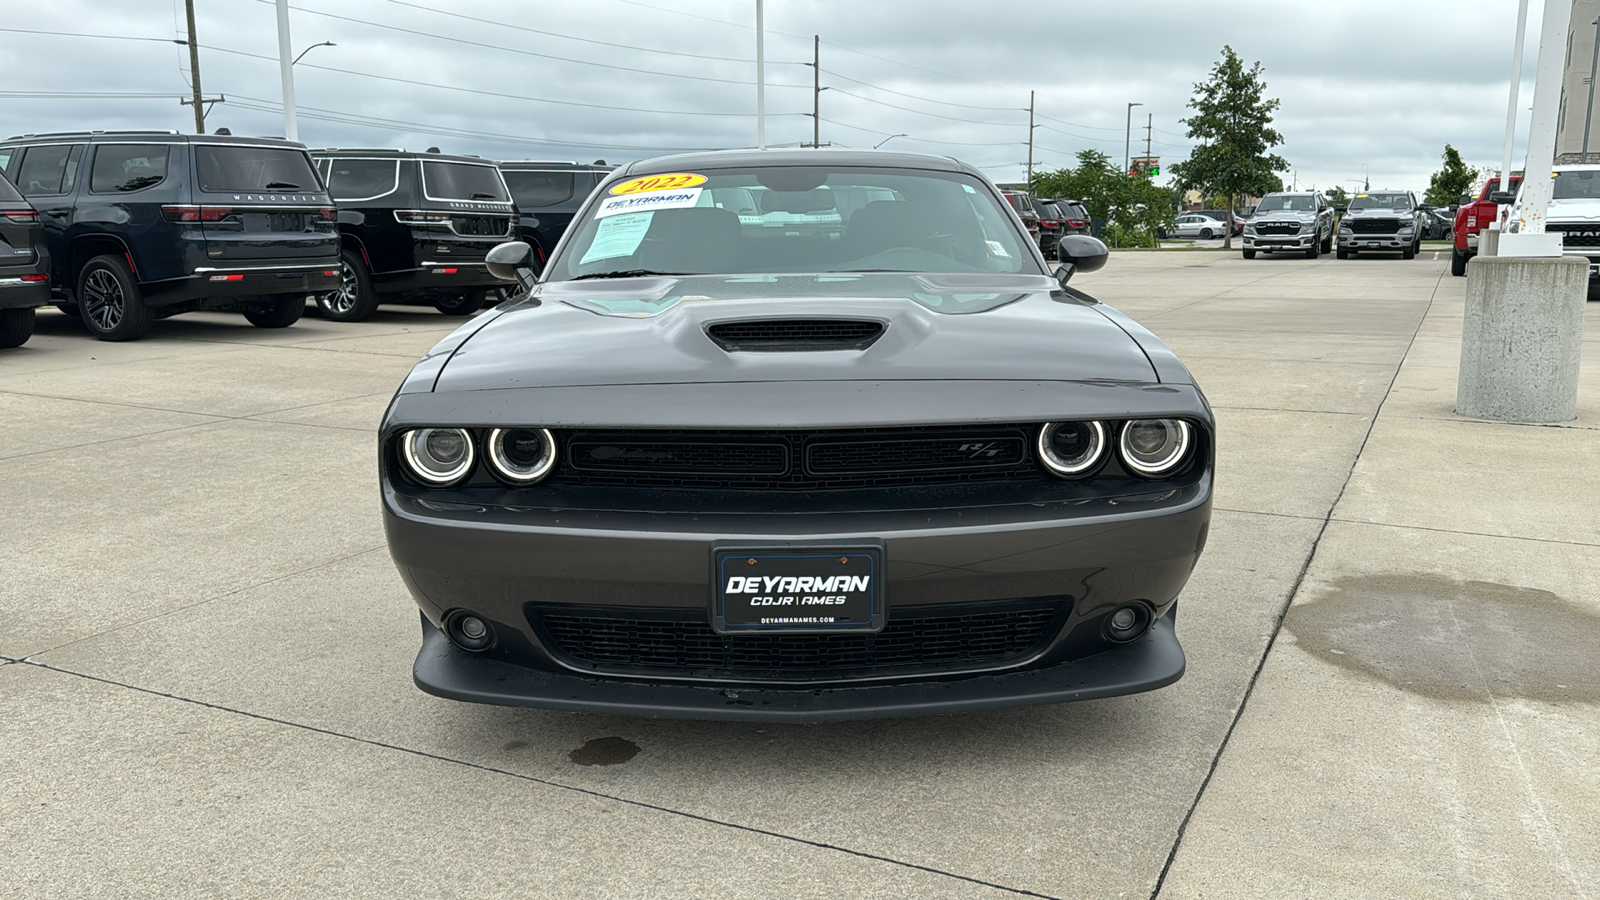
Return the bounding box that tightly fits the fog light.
[445,611,494,651]
[1104,603,1153,643]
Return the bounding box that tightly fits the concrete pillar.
[1457,256,1587,422]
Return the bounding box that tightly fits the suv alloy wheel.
[242,295,306,328]
[77,255,153,341]
[317,249,379,322]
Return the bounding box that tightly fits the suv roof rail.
[7,129,183,139]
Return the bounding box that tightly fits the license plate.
[711,544,884,634]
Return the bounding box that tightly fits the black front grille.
[549,425,1048,490]
[707,319,884,351]
[453,215,511,237]
[534,600,1067,682]
[1347,218,1401,234]
[1254,222,1300,236]
[1547,223,1600,247]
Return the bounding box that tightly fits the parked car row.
[1000,189,1093,259]
[0,129,613,347]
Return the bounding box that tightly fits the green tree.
[1031,149,1177,249]
[1326,185,1350,209]
[1167,46,1289,250]
[1424,144,1477,207]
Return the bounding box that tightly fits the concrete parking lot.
[3,254,1597,898]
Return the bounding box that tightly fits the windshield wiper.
[264,181,300,190]
[469,192,499,200]
[569,269,690,281]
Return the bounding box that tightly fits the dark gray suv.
[0,131,340,340]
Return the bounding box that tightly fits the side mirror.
[1489,191,1515,204]
[1055,234,1109,286]
[485,241,539,292]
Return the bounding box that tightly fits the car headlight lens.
[486,427,557,484]
[1037,421,1105,476]
[1119,419,1192,476]
[400,427,475,485]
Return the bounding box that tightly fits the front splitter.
[412,614,1185,723]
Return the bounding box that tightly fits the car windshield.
[1256,195,1317,212]
[1348,193,1412,211]
[546,165,1035,280]
[1553,170,1600,200]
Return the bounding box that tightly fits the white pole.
[1499,0,1531,206]
[755,0,765,149]
[1510,0,1574,239]
[275,0,297,142]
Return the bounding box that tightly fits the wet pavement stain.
[569,736,641,766]
[1287,574,1600,703]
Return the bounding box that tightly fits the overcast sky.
[1,1,1548,195]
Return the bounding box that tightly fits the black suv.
[1029,197,1065,259]
[498,160,614,266]
[0,167,49,348]
[311,149,515,320]
[1056,199,1092,236]
[0,131,339,341]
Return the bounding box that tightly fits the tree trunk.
[1223,193,1234,250]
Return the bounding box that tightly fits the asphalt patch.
[1287,574,1600,703]
[569,736,641,766]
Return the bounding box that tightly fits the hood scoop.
[706,318,885,352]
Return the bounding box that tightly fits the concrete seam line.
[1146,266,1447,900]
[1325,516,1600,549]
[0,419,232,464]
[16,661,1064,900]
[19,546,387,662]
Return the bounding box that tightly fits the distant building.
[1557,0,1600,162]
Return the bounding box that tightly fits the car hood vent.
[706,318,885,352]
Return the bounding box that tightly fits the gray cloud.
[2,0,1546,195]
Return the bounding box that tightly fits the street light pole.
[1026,90,1035,184]
[755,0,765,150]
[1583,16,1600,161]
[873,134,907,150]
[1124,102,1143,172]
[275,0,297,142]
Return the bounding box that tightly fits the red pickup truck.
[1451,174,1522,276]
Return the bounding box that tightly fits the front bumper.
[1338,233,1414,251]
[413,611,1185,722]
[1243,232,1313,250]
[143,260,342,307]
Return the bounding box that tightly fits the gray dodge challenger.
[380,149,1213,722]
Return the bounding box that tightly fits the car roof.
[1,131,307,148]
[612,148,974,178]
[311,148,495,165]
[498,160,616,171]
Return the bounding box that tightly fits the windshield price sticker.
[609,173,708,195]
[595,188,704,218]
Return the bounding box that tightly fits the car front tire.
[1242,249,1256,259]
[317,249,379,322]
[77,254,153,342]
[1336,248,1350,260]
[0,307,35,349]
[1305,242,1319,259]
[243,295,306,328]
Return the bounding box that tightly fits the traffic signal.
[1150,164,1160,176]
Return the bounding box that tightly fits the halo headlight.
[1037,421,1106,477]
[400,428,475,485]
[1119,419,1193,476]
[486,427,557,484]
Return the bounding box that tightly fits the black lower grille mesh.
[535,601,1065,681]
[1347,218,1402,234]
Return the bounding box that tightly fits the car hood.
[432,273,1162,391]
[1251,210,1316,221]
[1343,207,1413,218]
[1546,197,1600,220]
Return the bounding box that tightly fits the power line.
[227,94,727,152]
[256,0,810,89]
[202,43,796,118]
[817,68,1020,112]
[376,0,802,64]
[0,26,184,44]
[0,90,190,99]
[826,87,1020,126]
